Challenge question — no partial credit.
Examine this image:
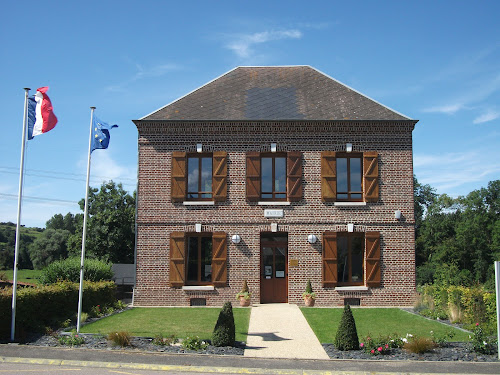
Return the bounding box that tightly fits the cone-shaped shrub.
[212,301,235,347]
[305,280,313,294]
[334,304,359,350]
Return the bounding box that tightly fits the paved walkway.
[244,303,330,359]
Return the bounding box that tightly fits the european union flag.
[91,116,118,153]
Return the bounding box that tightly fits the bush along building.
[133,66,417,307]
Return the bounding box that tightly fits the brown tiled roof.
[141,66,411,121]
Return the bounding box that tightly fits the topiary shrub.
[39,257,113,284]
[212,301,235,347]
[334,304,359,350]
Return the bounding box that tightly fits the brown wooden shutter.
[363,151,379,202]
[365,231,381,287]
[212,232,227,286]
[213,151,227,202]
[171,151,186,202]
[169,232,185,287]
[246,152,261,201]
[322,231,338,287]
[287,151,302,201]
[321,151,336,201]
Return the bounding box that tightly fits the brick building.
[133,66,418,307]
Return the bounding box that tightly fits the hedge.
[0,281,116,339]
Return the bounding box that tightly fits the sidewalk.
[244,303,329,359]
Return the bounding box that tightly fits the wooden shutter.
[212,232,227,286]
[321,151,336,201]
[287,151,302,201]
[365,231,381,287]
[246,152,261,201]
[169,232,185,287]
[363,151,379,202]
[213,151,227,202]
[171,151,186,202]
[322,231,338,287]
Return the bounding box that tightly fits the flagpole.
[11,88,30,341]
[77,106,95,333]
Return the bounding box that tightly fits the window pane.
[262,247,273,278]
[337,236,348,283]
[351,193,362,200]
[337,158,347,192]
[350,158,362,192]
[275,193,286,199]
[275,247,286,278]
[275,157,286,193]
[187,158,199,195]
[201,157,212,195]
[201,237,212,282]
[337,193,348,200]
[351,236,364,282]
[261,157,272,193]
[186,237,199,282]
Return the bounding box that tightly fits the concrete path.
[244,303,330,359]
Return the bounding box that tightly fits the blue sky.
[1,1,499,228]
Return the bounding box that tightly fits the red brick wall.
[134,121,416,307]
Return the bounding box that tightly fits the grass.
[300,308,470,343]
[80,307,251,342]
[2,269,43,284]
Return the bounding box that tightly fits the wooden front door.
[260,233,288,303]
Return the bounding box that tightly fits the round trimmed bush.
[39,257,113,284]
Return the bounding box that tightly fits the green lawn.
[80,307,251,342]
[300,308,470,343]
[2,269,42,284]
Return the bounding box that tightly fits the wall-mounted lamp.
[271,223,278,232]
[195,223,202,232]
[197,143,203,153]
[346,143,353,153]
[307,234,318,244]
[231,234,241,244]
[271,143,277,153]
[347,223,354,233]
[394,210,402,220]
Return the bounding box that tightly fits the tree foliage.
[334,304,359,350]
[29,229,70,269]
[415,179,500,288]
[67,181,135,263]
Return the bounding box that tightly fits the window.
[336,154,362,201]
[186,234,212,284]
[246,151,302,201]
[337,233,364,285]
[187,155,212,199]
[169,232,227,287]
[261,154,286,200]
[322,231,381,287]
[171,151,227,202]
[321,151,379,202]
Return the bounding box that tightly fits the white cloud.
[422,103,465,115]
[106,62,181,92]
[473,109,499,124]
[87,152,137,190]
[225,29,303,59]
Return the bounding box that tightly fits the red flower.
[377,347,383,352]
[360,343,364,348]
[476,322,479,326]
[371,349,375,354]
[385,344,389,349]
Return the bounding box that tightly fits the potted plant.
[236,280,251,307]
[303,280,316,307]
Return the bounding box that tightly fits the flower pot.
[304,296,315,307]
[239,296,251,307]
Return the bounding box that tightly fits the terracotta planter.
[239,296,251,307]
[304,296,315,307]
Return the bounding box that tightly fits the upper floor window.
[321,151,379,202]
[187,155,212,200]
[336,153,362,201]
[246,151,302,202]
[171,151,227,202]
[261,154,287,200]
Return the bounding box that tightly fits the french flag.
[27,87,58,140]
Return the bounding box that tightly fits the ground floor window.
[186,234,212,284]
[337,233,364,285]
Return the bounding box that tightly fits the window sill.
[258,201,291,206]
[183,201,215,206]
[335,286,369,291]
[334,202,367,206]
[182,286,215,291]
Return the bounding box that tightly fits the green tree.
[67,181,135,263]
[0,222,34,270]
[46,212,82,234]
[29,229,70,269]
